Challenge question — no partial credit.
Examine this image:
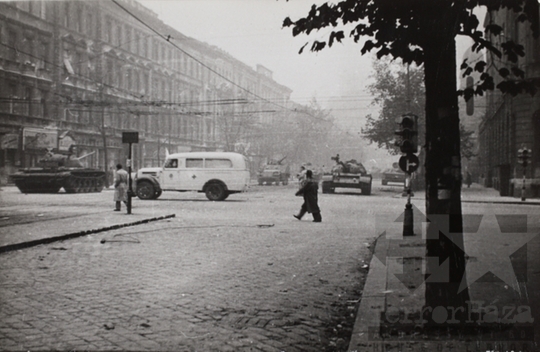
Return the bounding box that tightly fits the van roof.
[166,152,245,160]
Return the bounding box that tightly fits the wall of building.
[479,7,540,197]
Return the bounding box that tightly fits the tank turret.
[330,154,367,175]
[9,149,105,194]
[37,150,97,169]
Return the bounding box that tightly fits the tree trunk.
[422,26,470,322]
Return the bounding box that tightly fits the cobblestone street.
[0,185,405,351]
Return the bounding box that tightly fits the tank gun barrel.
[277,156,287,165]
[76,151,96,160]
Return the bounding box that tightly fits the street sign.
[122,132,139,144]
[399,154,419,173]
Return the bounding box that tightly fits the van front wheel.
[137,181,155,200]
[205,183,227,201]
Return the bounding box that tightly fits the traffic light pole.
[122,132,139,215]
[395,114,419,237]
[403,172,414,236]
[127,142,133,214]
[522,164,527,202]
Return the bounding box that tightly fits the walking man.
[294,170,322,222]
[113,163,129,211]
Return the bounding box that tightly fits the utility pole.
[122,132,138,215]
[100,85,110,188]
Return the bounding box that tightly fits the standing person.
[466,171,472,188]
[294,170,322,222]
[113,163,129,211]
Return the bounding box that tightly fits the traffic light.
[395,114,418,154]
[518,148,532,167]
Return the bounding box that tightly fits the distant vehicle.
[9,149,105,194]
[257,156,290,185]
[134,152,250,201]
[321,154,372,195]
[381,168,406,186]
[298,163,323,183]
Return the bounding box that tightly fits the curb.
[348,233,388,351]
[0,214,176,254]
[392,194,540,205]
[460,199,540,205]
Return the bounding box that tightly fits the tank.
[257,156,291,185]
[9,150,105,194]
[321,154,372,195]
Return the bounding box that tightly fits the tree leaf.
[311,41,326,52]
[498,67,510,77]
[474,61,487,73]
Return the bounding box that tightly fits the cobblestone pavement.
[0,185,409,351]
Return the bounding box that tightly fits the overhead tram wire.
[109,0,321,119]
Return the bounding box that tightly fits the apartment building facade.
[0,0,292,182]
[478,6,540,197]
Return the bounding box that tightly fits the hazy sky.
[138,0,376,108]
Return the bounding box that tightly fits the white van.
[135,152,250,201]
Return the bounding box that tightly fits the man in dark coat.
[294,170,322,222]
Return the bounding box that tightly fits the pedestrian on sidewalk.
[113,164,128,211]
[294,170,322,222]
[466,171,472,188]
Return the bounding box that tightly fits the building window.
[143,36,148,58]
[86,12,94,37]
[116,25,123,47]
[105,18,113,43]
[24,87,33,116]
[7,30,18,61]
[135,32,141,55]
[64,2,70,28]
[76,4,84,33]
[39,39,50,70]
[117,64,123,88]
[131,70,137,93]
[74,51,83,76]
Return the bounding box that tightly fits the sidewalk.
[350,187,540,351]
[0,202,175,253]
[395,182,540,205]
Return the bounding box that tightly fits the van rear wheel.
[205,183,227,201]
